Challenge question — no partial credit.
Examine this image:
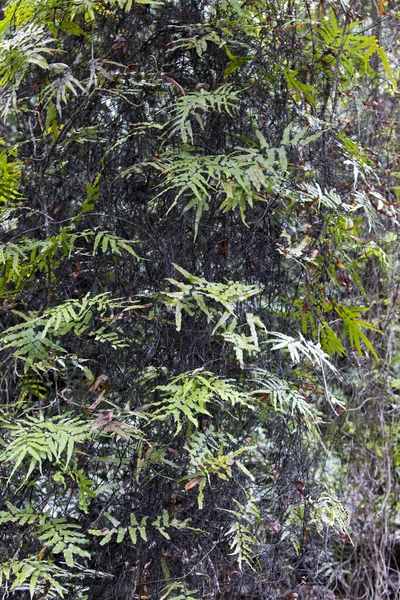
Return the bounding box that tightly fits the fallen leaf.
[89,374,110,395]
[88,390,105,410]
[185,475,205,491]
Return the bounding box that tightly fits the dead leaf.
[185,475,205,491]
[216,238,229,257]
[167,447,179,457]
[61,388,74,405]
[37,580,52,600]
[164,75,187,95]
[90,410,133,438]
[37,547,47,561]
[293,480,305,488]
[273,520,281,534]
[89,374,110,395]
[88,390,105,411]
[3,297,16,309]
[90,409,114,429]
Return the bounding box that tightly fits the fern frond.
[0,502,91,567]
[309,492,351,540]
[0,227,141,296]
[320,321,346,357]
[0,292,139,371]
[335,304,381,359]
[162,264,260,331]
[37,519,91,566]
[41,66,85,116]
[167,25,223,57]
[221,492,261,570]
[265,331,336,371]
[166,85,240,143]
[0,150,23,204]
[252,369,322,426]
[0,24,55,117]
[128,146,287,235]
[185,427,254,508]
[0,413,91,479]
[160,581,199,600]
[0,558,68,598]
[151,371,254,433]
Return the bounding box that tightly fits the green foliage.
[167,85,241,143]
[0,558,68,598]
[320,321,346,357]
[167,25,224,58]
[0,292,144,371]
[38,519,91,566]
[252,369,322,426]
[139,148,280,235]
[151,371,254,433]
[222,491,261,570]
[0,24,55,117]
[90,509,197,546]
[41,66,86,117]
[185,426,254,508]
[89,511,148,545]
[145,122,325,235]
[265,331,336,371]
[309,492,351,540]
[334,304,382,359]
[314,10,397,90]
[0,149,23,205]
[161,264,260,331]
[0,0,397,598]
[0,413,91,479]
[159,581,198,600]
[224,45,254,78]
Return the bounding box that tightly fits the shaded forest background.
[0,0,399,599]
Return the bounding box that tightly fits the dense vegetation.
[0,0,399,598]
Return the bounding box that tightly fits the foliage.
[0,0,398,599]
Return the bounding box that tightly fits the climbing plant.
[0,0,399,599]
